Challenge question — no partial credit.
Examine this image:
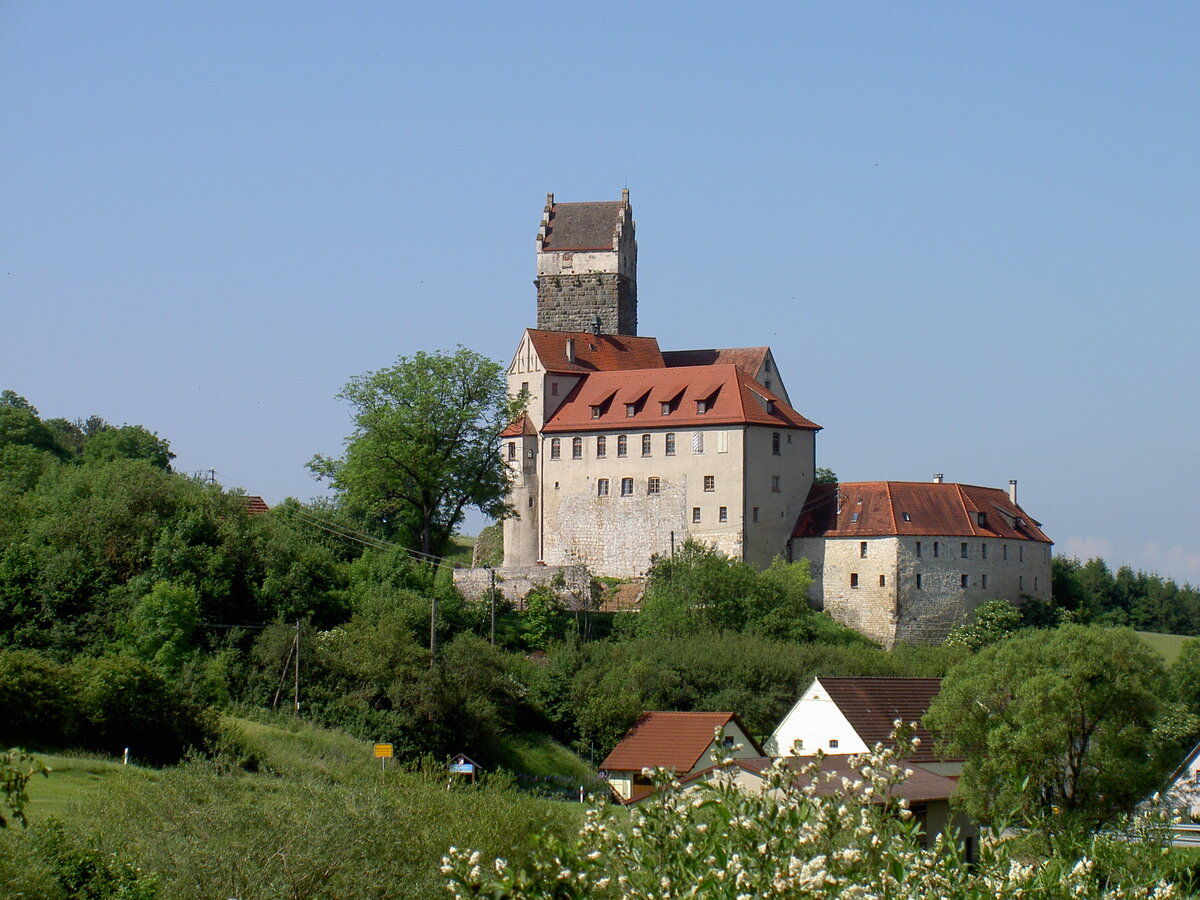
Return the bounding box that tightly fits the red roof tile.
[243,495,269,516]
[792,481,1051,544]
[541,201,625,251]
[500,411,536,438]
[817,677,953,763]
[543,365,819,434]
[662,347,770,376]
[600,711,763,773]
[526,330,665,374]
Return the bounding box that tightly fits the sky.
[3,2,1198,583]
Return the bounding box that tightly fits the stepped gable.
[818,677,948,763]
[540,200,626,251]
[526,329,664,374]
[601,711,762,773]
[662,347,770,377]
[542,364,820,433]
[792,481,1051,543]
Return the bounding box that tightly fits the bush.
[0,649,79,748]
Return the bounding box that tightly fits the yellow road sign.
[373,743,394,759]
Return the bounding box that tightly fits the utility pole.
[430,593,438,667]
[293,619,301,713]
[489,567,496,646]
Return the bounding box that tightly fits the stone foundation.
[452,564,596,610]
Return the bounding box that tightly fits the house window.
[771,432,781,456]
[641,434,651,457]
[850,573,858,588]
[981,574,988,589]
[722,735,734,751]
[692,432,704,454]
[960,542,969,559]
[692,507,701,523]
[550,438,561,459]
[915,541,922,557]
[765,358,772,373]
[596,436,606,457]
[617,435,627,457]
[661,402,671,416]
[696,400,708,414]
[665,433,676,455]
[591,405,602,419]
[850,512,860,523]
[860,541,868,558]
[572,437,582,459]
[902,512,911,522]
[977,512,987,527]
[1019,575,1024,590]
[703,475,715,492]
[752,507,759,523]
[981,543,987,559]
[961,574,969,588]
[829,739,839,749]
[521,381,529,394]
[1019,546,1024,563]
[1034,576,1039,591]
[1003,544,1008,560]
[507,442,516,460]
[916,573,923,589]
[765,378,772,390]
[719,506,728,522]
[621,477,634,496]
[597,478,609,497]
[771,475,781,492]
[933,541,940,558]
[879,575,886,587]
[647,477,661,495]
[551,382,559,396]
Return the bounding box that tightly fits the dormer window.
[902,512,911,522]
[591,406,602,419]
[626,404,636,417]
[696,399,708,414]
[661,402,671,415]
[977,512,987,527]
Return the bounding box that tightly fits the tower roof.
[540,200,627,251]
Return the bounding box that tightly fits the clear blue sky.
[4,2,1198,583]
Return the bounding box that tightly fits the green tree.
[309,348,521,559]
[814,466,838,484]
[944,599,1023,653]
[82,425,174,471]
[926,625,1170,829]
[122,581,201,674]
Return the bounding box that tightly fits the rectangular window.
[596,436,606,457]
[1034,576,1038,591]
[960,542,969,559]
[981,543,987,559]
[771,432,781,456]
[661,402,671,415]
[829,739,839,749]
[719,506,728,523]
[572,437,582,459]
[647,477,661,495]
[981,574,988,589]
[850,512,860,523]
[625,404,636,417]
[692,432,704,454]
[860,541,868,558]
[641,434,651,457]
[665,433,676,456]
[1019,546,1024,563]
[933,541,940,558]
[850,573,858,589]
[916,541,922,557]
[591,405,601,419]
[703,475,715,492]
[752,507,759,523]
[507,442,516,460]
[1003,544,1008,560]
[771,475,781,493]
[550,438,561,460]
[596,478,609,497]
[620,477,634,496]
[961,574,969,588]
[879,575,886,587]
[696,400,708,414]
[551,382,559,396]
[692,507,701,523]
[916,573,923,590]
[617,435,627,457]
[1019,575,1024,590]
[716,430,729,453]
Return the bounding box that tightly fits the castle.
[469,191,1052,646]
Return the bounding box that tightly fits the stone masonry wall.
[452,564,595,609]
[535,273,637,336]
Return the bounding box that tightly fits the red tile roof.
[243,495,269,516]
[816,677,952,763]
[792,481,1052,544]
[601,711,763,773]
[542,365,819,434]
[500,411,536,438]
[526,330,665,374]
[540,201,625,251]
[662,347,770,376]
[681,755,959,804]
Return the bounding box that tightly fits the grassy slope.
[1138,630,1197,665]
[4,716,586,900]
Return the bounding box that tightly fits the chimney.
[621,187,630,204]
[933,473,943,484]
[1008,479,1018,505]
[565,338,575,364]
[592,315,601,336]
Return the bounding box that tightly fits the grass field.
[1138,630,1197,665]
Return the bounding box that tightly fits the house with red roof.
[790,478,1053,646]
[600,710,763,803]
[502,191,820,575]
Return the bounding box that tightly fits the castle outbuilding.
[467,191,1054,647]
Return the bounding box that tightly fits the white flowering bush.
[444,726,1182,899]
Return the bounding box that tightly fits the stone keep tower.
[535,190,637,336]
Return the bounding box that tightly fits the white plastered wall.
[765,677,870,757]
